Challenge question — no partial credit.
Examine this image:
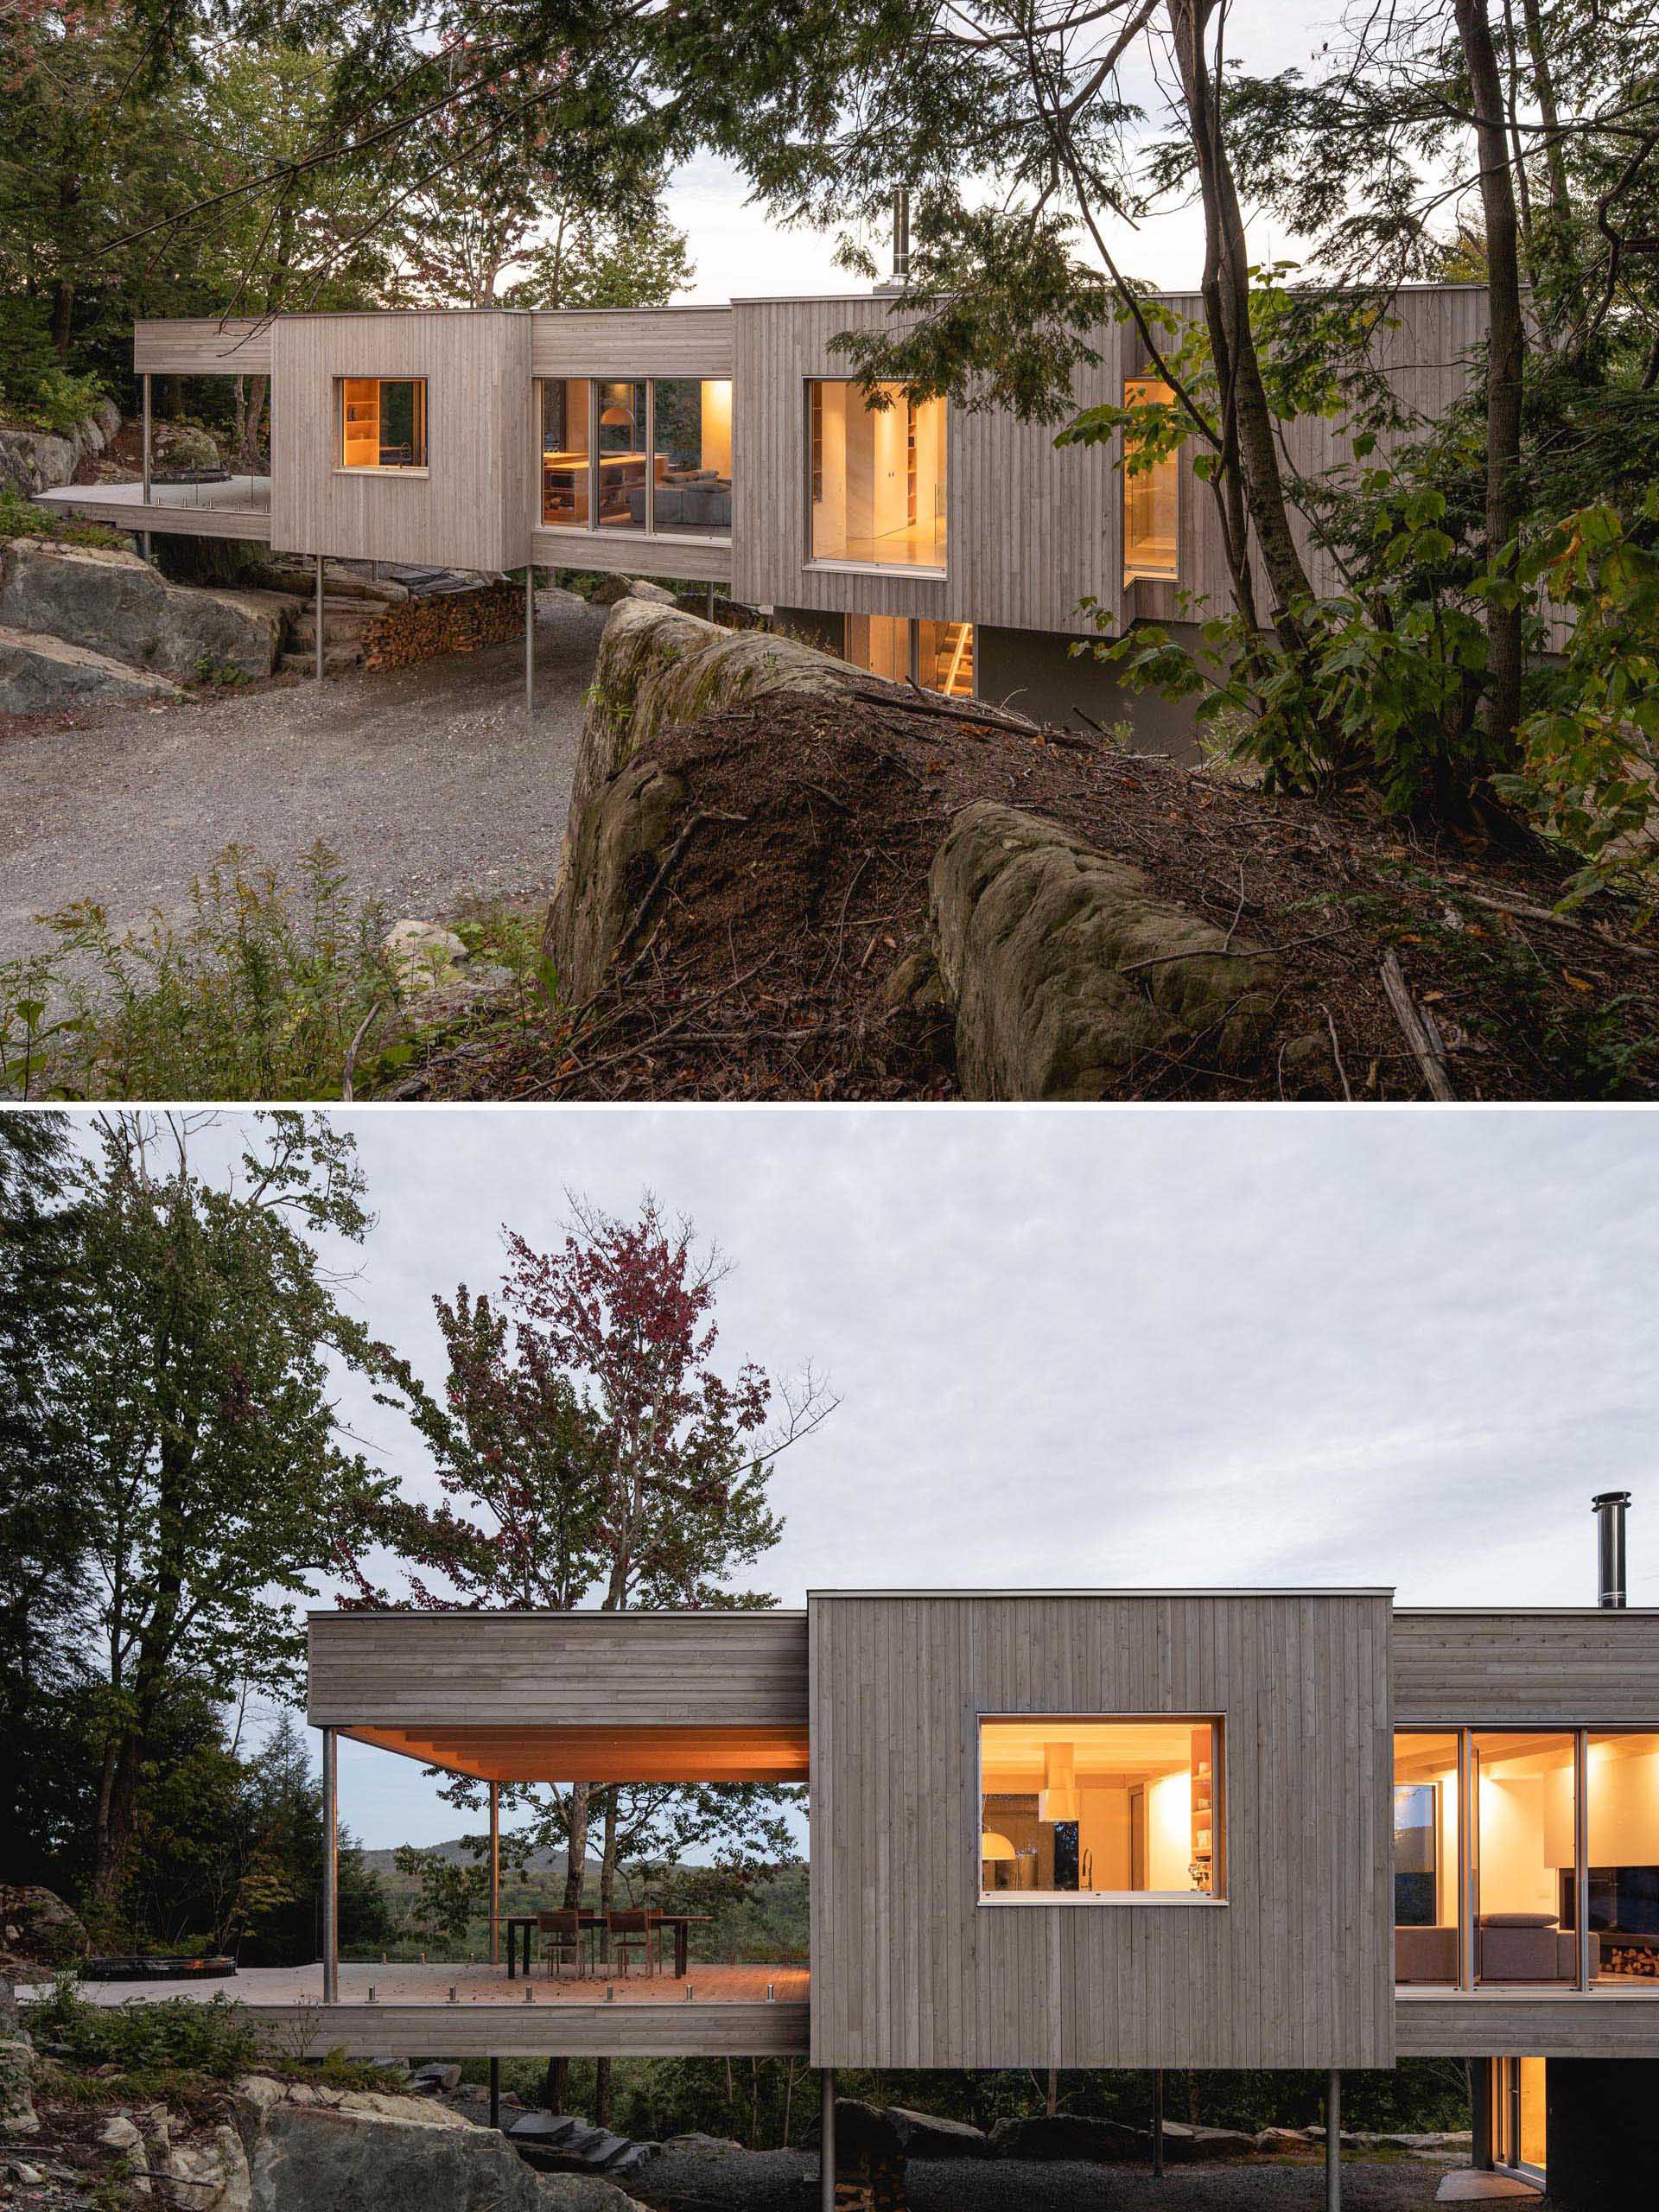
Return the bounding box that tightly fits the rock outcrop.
[0,401,122,499]
[548,593,867,1000]
[0,1890,88,1972]
[0,625,184,712]
[0,541,283,686]
[927,801,1281,1098]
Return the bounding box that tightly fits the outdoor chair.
[538,1908,589,1980]
[607,1908,661,1977]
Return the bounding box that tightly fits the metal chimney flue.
[1592,1490,1631,1608]
[892,188,911,286]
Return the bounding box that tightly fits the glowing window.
[978,1717,1223,1902]
[1122,375,1177,579]
[340,378,427,471]
[807,380,946,570]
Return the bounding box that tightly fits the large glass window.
[537,378,732,540]
[340,378,427,471]
[541,379,591,527]
[652,378,733,537]
[1473,1733,1577,1986]
[595,379,649,531]
[1122,376,1178,580]
[1393,1732,1460,1985]
[808,381,946,570]
[978,1718,1222,1901]
[1586,1731,1659,1982]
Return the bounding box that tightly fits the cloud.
[130,1104,1659,1842]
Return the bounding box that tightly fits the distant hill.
[358,1837,568,1878]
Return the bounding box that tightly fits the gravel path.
[0,588,608,963]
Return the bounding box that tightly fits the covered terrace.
[302,1608,812,2057]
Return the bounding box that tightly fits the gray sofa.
[1394,1915,1599,1983]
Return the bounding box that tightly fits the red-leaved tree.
[339,1192,834,2115]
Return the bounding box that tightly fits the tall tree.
[63,1110,389,1922]
[0,1112,91,1885]
[344,1192,833,2115]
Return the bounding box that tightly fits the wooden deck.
[55,1961,810,2061]
[35,480,272,543]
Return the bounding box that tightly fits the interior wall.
[701,381,733,474]
[1480,1775,1560,1915]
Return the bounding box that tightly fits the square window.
[979,1716,1223,1901]
[806,379,945,570]
[340,378,427,470]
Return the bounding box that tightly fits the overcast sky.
[140,1105,1659,1846]
[660,5,1362,302]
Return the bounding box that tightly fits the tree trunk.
[1454,0,1527,758]
[1166,0,1316,647]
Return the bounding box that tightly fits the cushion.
[1481,1913,1557,1929]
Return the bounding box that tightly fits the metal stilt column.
[819,2068,835,2212]
[525,564,535,724]
[1152,2069,1164,2176]
[321,1726,338,2004]
[489,2058,500,2131]
[315,555,325,683]
[1325,2069,1341,2211]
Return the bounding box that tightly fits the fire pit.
[86,1955,236,1980]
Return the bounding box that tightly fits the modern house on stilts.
[35,270,1500,747]
[67,1494,1659,2208]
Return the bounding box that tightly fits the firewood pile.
[1605,1945,1659,1979]
[360,582,522,671]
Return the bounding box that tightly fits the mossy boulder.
[928,800,1281,1099]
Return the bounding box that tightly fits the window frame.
[336,376,429,477]
[533,377,733,546]
[975,1712,1228,1909]
[1392,1725,1659,1996]
[802,377,949,579]
[1121,372,1179,583]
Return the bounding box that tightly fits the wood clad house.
[278,1578,1659,2200]
[42,283,1491,738]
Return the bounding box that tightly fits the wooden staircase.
[932,621,975,698]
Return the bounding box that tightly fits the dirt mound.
[424,687,1659,1102]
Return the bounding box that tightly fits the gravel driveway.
[0,587,609,964]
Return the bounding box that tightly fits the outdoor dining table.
[495,1911,709,1980]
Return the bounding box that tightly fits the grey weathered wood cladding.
[306,1609,809,1728]
[270,312,531,570]
[1395,1993,1659,2059]
[252,1999,808,2061]
[807,1592,1396,2071]
[1392,1608,1659,1725]
[133,318,273,375]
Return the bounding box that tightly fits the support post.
[315,555,325,683]
[524,563,535,723]
[489,1781,500,1968]
[489,2058,500,2132]
[321,1726,339,2004]
[1325,2069,1341,2211]
[819,2068,835,2212]
[1152,2069,1164,2177]
[1575,1729,1591,1988]
[142,373,152,505]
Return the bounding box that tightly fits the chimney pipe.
[1592,1491,1630,1608]
[892,188,911,286]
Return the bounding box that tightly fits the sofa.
[1394,1915,1599,1983]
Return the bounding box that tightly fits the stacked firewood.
[360,582,523,671]
[1605,1945,1659,1979]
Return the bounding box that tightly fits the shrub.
[0,484,126,551]
[0,843,401,1102]
[25,1976,259,2081]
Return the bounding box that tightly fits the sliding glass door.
[537,379,734,542]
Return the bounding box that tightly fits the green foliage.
[1503,497,1659,900]
[0,300,105,434]
[26,1980,260,2081]
[0,486,125,551]
[0,844,400,1102]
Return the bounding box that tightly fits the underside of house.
[35,283,1495,746]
